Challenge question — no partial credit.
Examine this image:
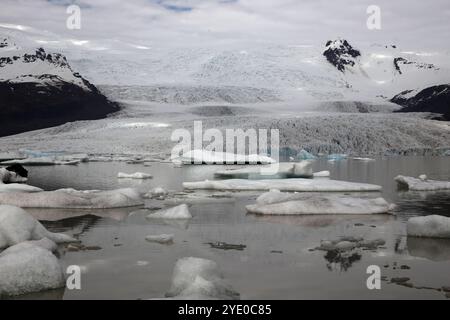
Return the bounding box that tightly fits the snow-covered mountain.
[0,35,120,137]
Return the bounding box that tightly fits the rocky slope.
[0,36,120,137]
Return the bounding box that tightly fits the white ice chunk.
[395,175,450,191]
[407,215,450,239]
[147,204,192,219]
[0,205,75,249]
[145,234,174,244]
[183,178,381,192]
[174,150,275,165]
[1,157,79,166]
[117,172,152,179]
[352,157,375,161]
[164,257,239,300]
[0,243,65,297]
[313,170,330,177]
[0,183,43,193]
[214,162,314,178]
[0,188,143,208]
[247,193,391,215]
[145,187,168,199]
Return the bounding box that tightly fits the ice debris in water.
[315,237,386,252]
[145,234,174,244]
[296,149,316,160]
[0,188,144,208]
[163,257,240,300]
[214,161,316,179]
[117,172,152,179]
[247,191,391,215]
[0,205,75,249]
[173,149,275,165]
[395,175,450,191]
[145,187,169,199]
[407,215,450,239]
[147,204,192,219]
[183,178,381,192]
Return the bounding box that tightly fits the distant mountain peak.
[323,39,361,72]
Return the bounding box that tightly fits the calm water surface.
[15,156,450,299]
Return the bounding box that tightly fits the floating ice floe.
[173,150,275,165]
[395,175,450,191]
[163,257,240,300]
[0,188,143,209]
[183,178,381,192]
[0,168,27,183]
[327,154,347,161]
[145,187,169,199]
[247,191,391,215]
[214,162,315,179]
[117,172,152,179]
[0,183,43,193]
[164,192,234,205]
[407,215,450,239]
[0,240,65,297]
[1,157,80,166]
[147,204,192,219]
[315,237,386,252]
[0,205,75,249]
[313,170,330,177]
[296,149,316,160]
[145,234,174,244]
[352,157,375,161]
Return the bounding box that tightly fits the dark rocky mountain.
[323,39,361,72]
[0,37,120,137]
[392,84,450,121]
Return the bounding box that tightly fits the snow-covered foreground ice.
[246,191,391,215]
[395,175,450,191]
[0,205,75,249]
[147,204,192,219]
[173,150,275,165]
[0,188,143,208]
[407,215,450,239]
[162,257,239,300]
[117,172,152,179]
[183,178,381,192]
[0,240,65,297]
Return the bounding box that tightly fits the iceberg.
[296,149,316,160]
[183,178,381,192]
[145,234,174,244]
[147,204,192,219]
[214,162,315,179]
[145,187,169,199]
[0,241,65,297]
[395,175,450,191]
[1,157,80,166]
[0,183,44,193]
[247,191,391,215]
[0,188,143,208]
[163,257,239,300]
[0,168,27,183]
[407,215,450,239]
[117,172,152,179]
[313,170,330,177]
[0,205,75,249]
[174,150,275,165]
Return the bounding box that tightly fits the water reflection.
[407,237,450,261]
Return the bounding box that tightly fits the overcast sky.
[1,0,449,51]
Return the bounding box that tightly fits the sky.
[0,0,449,51]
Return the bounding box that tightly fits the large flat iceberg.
[407,215,450,239]
[0,188,143,209]
[174,150,275,165]
[395,175,450,191]
[163,257,239,300]
[0,205,75,249]
[246,191,391,215]
[213,161,317,179]
[183,178,381,192]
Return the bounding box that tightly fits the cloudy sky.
[0,0,449,51]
